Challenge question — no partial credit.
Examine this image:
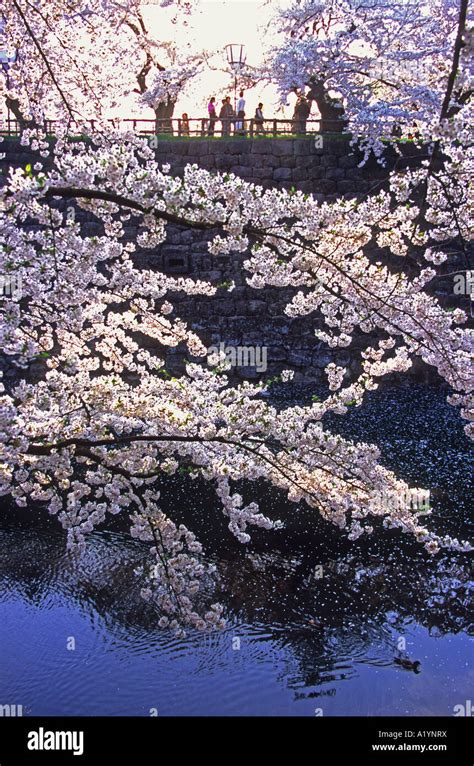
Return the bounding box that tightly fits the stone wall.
[149,135,422,199]
[1,136,457,383]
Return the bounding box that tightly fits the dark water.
[0,386,472,716]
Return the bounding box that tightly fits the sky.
[0,0,304,122]
[138,0,299,120]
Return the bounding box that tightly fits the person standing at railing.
[207,96,217,136]
[181,113,190,136]
[218,99,225,134]
[219,96,234,137]
[237,90,246,115]
[235,110,246,135]
[292,93,311,134]
[235,90,246,134]
[255,103,265,134]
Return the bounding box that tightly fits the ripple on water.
[0,387,472,713]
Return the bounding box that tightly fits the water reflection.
[0,516,471,716]
[0,385,472,715]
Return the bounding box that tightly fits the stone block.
[248,299,267,315]
[199,155,216,169]
[287,350,312,366]
[272,140,294,156]
[252,167,273,180]
[187,141,208,156]
[324,167,345,180]
[284,157,297,168]
[268,346,287,362]
[230,165,253,177]
[312,351,333,368]
[291,167,309,182]
[214,299,235,316]
[250,138,273,154]
[337,180,357,193]
[338,154,358,168]
[313,179,337,194]
[320,154,338,167]
[273,167,292,181]
[297,181,315,194]
[293,138,315,156]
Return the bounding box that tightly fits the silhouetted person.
[235,109,246,135]
[207,97,217,136]
[220,97,234,136]
[181,112,190,136]
[255,102,264,134]
[237,90,245,114]
[293,93,310,133]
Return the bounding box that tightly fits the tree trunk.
[307,79,347,133]
[4,95,34,132]
[153,97,177,135]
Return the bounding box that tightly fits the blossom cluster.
[268,0,473,158]
[0,0,472,631]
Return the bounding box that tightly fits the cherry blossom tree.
[111,0,205,130]
[0,0,204,129]
[0,0,472,631]
[1,0,137,125]
[267,0,473,148]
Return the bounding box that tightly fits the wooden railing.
[0,116,347,138]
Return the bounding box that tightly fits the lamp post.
[225,43,246,114]
[0,20,17,135]
[1,62,11,134]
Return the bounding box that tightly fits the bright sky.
[134,0,299,120]
[0,0,303,121]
